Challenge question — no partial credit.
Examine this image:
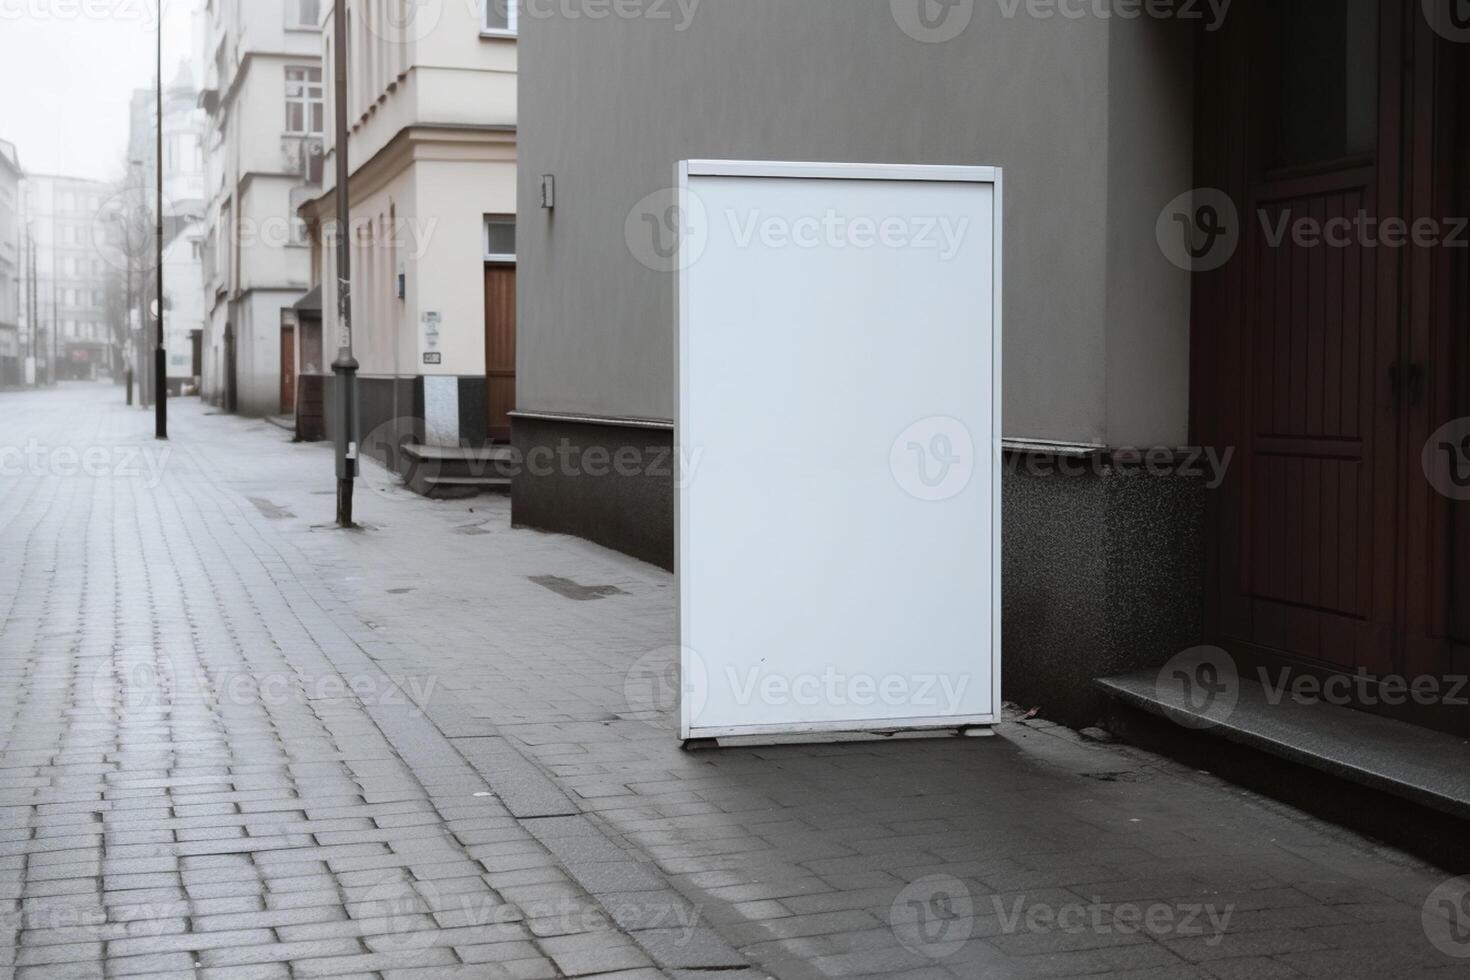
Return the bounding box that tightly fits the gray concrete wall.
[519,0,1195,447]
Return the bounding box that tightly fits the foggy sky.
[0,0,196,183]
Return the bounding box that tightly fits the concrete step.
[402,443,516,463]
[399,443,514,499]
[1097,657,1470,870]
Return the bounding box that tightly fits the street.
[0,382,1461,979]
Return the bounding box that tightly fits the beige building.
[299,0,517,469]
[198,0,324,415]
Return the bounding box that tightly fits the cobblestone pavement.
[1,383,1467,979]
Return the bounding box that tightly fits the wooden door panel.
[1205,0,1400,679]
[484,264,516,442]
[280,326,296,415]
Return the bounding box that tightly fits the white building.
[128,63,209,393]
[198,0,323,415]
[299,0,517,465]
[19,174,115,383]
[0,140,20,386]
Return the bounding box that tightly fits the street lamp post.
[154,8,167,439]
[332,0,359,528]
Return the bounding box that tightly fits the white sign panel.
[677,161,1002,740]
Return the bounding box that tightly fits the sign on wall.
[676,161,1003,740]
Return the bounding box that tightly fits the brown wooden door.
[484,263,516,442]
[1197,0,1469,730]
[1231,0,1400,677]
[280,324,296,415]
[1400,14,1470,728]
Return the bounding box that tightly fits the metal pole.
[332,0,359,528]
[154,13,167,439]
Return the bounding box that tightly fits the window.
[1265,0,1378,170]
[484,217,515,262]
[286,0,319,30]
[285,66,324,135]
[483,0,518,35]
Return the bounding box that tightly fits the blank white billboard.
[676,161,1002,740]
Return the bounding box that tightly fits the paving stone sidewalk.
[1,383,1467,979]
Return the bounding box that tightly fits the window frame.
[483,216,516,263]
[481,0,519,37]
[284,65,325,137]
[285,0,320,31]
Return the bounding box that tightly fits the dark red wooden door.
[484,264,516,442]
[1400,15,1470,726]
[1209,0,1402,677]
[1197,0,1469,730]
[280,324,296,416]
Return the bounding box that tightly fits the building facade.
[518,0,1469,737]
[0,140,20,386]
[198,0,323,416]
[19,174,116,383]
[299,0,517,469]
[127,64,209,394]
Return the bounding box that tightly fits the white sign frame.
[676,160,1003,741]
